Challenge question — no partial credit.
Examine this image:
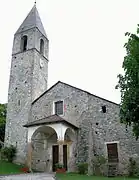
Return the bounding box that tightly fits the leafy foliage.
[77,162,88,174]
[55,163,64,169]
[1,145,17,162]
[0,103,7,142]
[92,155,107,176]
[0,124,5,143]
[0,103,7,124]
[127,157,139,177]
[116,25,139,139]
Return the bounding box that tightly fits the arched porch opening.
[31,125,58,172]
[63,128,76,172]
[64,128,75,142]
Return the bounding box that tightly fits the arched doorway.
[31,125,57,172]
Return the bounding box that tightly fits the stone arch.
[30,125,58,172]
[40,38,44,55]
[64,128,76,172]
[21,35,28,52]
[64,128,75,142]
[31,126,58,141]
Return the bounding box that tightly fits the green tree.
[0,103,7,124]
[116,24,139,139]
[0,103,7,142]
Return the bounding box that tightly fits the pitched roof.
[15,4,47,37]
[23,114,79,129]
[32,81,119,106]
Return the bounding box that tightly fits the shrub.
[0,140,4,150]
[77,162,88,174]
[128,157,139,177]
[1,145,17,162]
[92,155,107,176]
[55,163,64,169]
[0,123,5,142]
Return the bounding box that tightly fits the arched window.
[21,35,28,52]
[40,39,44,55]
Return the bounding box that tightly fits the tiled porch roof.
[23,114,79,129]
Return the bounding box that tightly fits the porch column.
[68,141,72,156]
[26,142,33,172]
[57,140,64,164]
[26,127,38,172]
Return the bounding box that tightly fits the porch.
[23,115,78,172]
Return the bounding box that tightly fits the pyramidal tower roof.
[15,4,47,37]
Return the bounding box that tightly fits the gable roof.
[23,114,79,129]
[32,81,119,106]
[15,5,47,38]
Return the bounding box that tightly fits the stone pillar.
[57,140,64,164]
[67,141,74,172]
[67,141,72,158]
[27,142,33,172]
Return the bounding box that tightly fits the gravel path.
[0,173,56,180]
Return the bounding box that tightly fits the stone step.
[108,164,118,177]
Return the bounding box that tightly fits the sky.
[0,0,139,104]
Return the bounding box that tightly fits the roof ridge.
[23,114,79,129]
[59,81,119,105]
[26,114,62,125]
[32,81,60,104]
[32,81,119,106]
[28,114,57,124]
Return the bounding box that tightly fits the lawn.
[56,173,137,180]
[0,161,137,179]
[0,160,23,175]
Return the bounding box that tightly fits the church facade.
[4,5,139,175]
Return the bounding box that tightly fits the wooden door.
[107,143,119,163]
[63,145,67,170]
[52,145,59,171]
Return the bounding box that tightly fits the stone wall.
[5,50,34,163]
[32,49,48,101]
[86,94,139,174]
[31,81,139,174]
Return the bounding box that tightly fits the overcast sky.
[0,0,139,104]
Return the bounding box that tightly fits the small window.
[102,105,106,113]
[40,39,44,55]
[55,101,63,115]
[18,100,20,106]
[21,35,28,52]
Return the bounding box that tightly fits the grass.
[0,160,23,175]
[56,173,137,180]
[0,161,138,179]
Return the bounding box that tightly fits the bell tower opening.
[21,35,28,52]
[40,39,44,55]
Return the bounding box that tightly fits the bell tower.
[5,4,49,163]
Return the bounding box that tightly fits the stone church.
[4,4,139,175]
